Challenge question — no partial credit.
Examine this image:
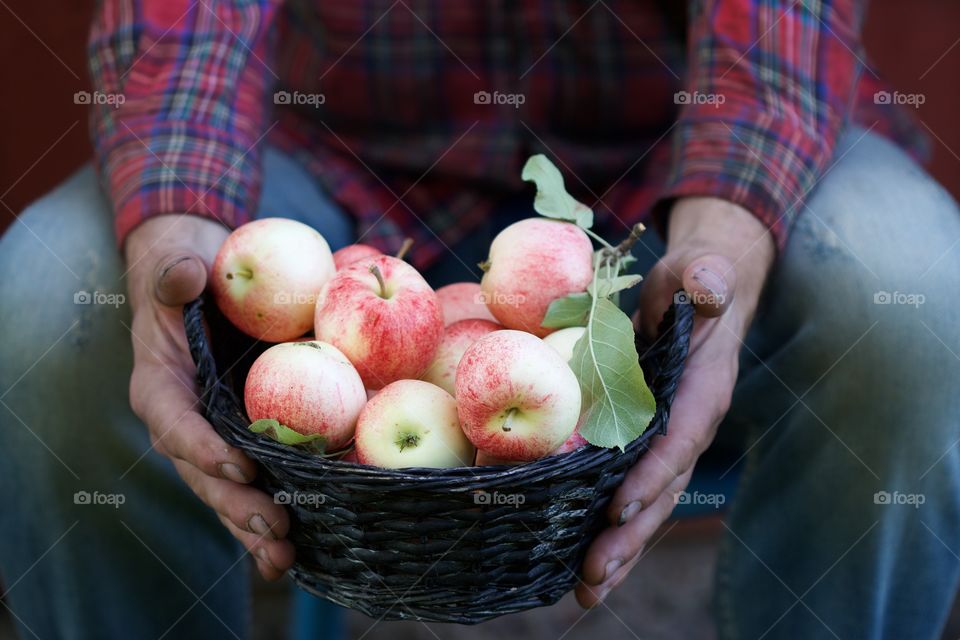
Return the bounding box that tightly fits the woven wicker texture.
[184,294,694,623]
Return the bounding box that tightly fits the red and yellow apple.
[456,330,581,461]
[435,282,497,325]
[332,243,381,271]
[313,255,443,389]
[480,218,593,338]
[212,218,335,342]
[244,341,365,451]
[355,380,475,468]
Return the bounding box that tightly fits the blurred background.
[1,1,958,638]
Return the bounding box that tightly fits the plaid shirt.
[88,0,925,268]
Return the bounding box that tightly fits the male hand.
[575,197,775,607]
[125,214,294,580]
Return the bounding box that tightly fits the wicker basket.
[183,294,694,624]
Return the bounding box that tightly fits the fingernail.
[247,514,276,540]
[219,463,249,483]
[602,559,623,584]
[256,546,278,571]
[618,500,642,526]
[692,268,725,297]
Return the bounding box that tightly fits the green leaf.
[570,297,656,450]
[541,292,591,329]
[521,154,594,228]
[588,274,642,298]
[249,418,327,453]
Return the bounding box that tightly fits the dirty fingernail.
[692,268,725,297]
[618,501,642,526]
[247,514,275,539]
[219,463,249,483]
[256,546,278,571]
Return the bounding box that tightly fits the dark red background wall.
[1,1,958,233]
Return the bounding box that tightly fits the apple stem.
[597,222,646,269]
[502,407,518,432]
[369,265,388,298]
[395,237,414,261]
[477,260,491,273]
[226,268,253,280]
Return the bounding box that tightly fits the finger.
[131,366,257,483]
[681,254,736,318]
[217,513,296,581]
[154,252,208,307]
[173,459,289,540]
[576,472,690,608]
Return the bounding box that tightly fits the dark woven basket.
[184,294,694,624]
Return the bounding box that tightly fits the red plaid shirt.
[89,0,925,268]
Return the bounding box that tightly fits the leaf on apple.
[541,292,592,329]
[521,154,594,229]
[249,418,327,453]
[570,297,656,451]
[588,274,642,299]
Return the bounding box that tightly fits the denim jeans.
[1,127,959,639]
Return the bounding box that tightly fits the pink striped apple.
[313,255,443,389]
[456,330,580,461]
[435,282,497,325]
[332,243,381,271]
[421,318,501,395]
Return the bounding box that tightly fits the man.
[1,1,958,638]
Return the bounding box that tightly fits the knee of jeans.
[0,167,132,448]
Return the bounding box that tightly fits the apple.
[333,243,381,271]
[314,254,444,389]
[456,330,581,461]
[421,319,501,395]
[552,426,588,455]
[244,341,365,450]
[212,218,336,342]
[542,326,586,363]
[435,282,497,325]
[355,380,475,468]
[480,218,593,338]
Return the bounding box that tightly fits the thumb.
[153,253,208,307]
[681,254,736,318]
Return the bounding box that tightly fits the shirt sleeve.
[658,0,866,249]
[88,0,282,246]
